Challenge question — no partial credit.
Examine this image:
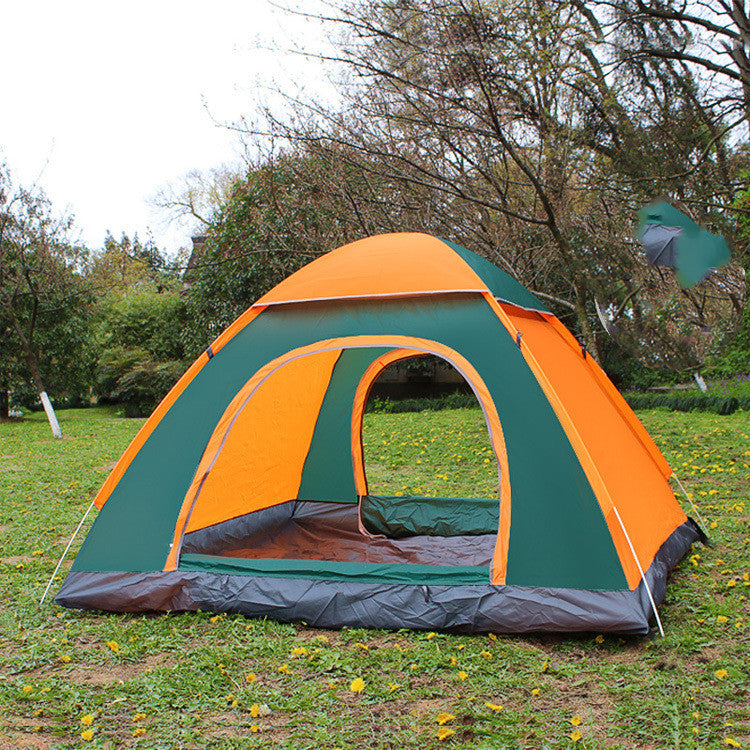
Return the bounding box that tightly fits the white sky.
[0,0,330,255]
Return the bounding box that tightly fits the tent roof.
[253,233,550,313]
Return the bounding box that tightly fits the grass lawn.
[0,406,748,749]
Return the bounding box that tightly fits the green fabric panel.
[361,495,499,538]
[73,295,627,591]
[179,553,490,584]
[442,239,550,313]
[298,347,392,503]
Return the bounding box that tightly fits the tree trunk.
[0,389,8,420]
[5,301,63,438]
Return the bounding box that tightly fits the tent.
[55,233,702,633]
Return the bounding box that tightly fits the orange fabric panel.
[497,301,686,588]
[252,234,489,307]
[546,316,672,478]
[184,349,339,531]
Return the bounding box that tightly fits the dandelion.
[355,643,369,651]
[245,673,257,684]
[437,713,455,725]
[594,635,604,644]
[450,656,457,666]
[458,671,468,681]
[426,632,436,640]
[388,683,401,693]
[250,725,261,733]
[21,685,33,694]
[715,669,728,680]
[315,635,329,643]
[106,640,119,653]
[132,713,146,722]
[437,727,455,741]
[571,730,582,742]
[209,615,220,623]
[80,715,94,726]
[81,729,95,741]
[531,688,540,696]
[480,650,493,660]
[724,739,740,748]
[485,702,503,712]
[132,727,146,738]
[571,716,582,726]
[350,677,365,693]
[250,704,261,718]
[488,633,497,641]
[291,646,308,656]
[717,615,729,623]
[60,655,71,663]
[277,664,291,674]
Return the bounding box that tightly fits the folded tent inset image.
[638,201,731,288]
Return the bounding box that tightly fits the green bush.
[623,392,749,415]
[366,392,479,414]
[95,346,183,417]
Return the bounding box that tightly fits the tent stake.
[40,500,95,605]
[671,472,708,533]
[611,506,665,638]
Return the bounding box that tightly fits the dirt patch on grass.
[205,710,291,741]
[0,716,59,750]
[68,652,175,685]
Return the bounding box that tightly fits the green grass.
[1,407,748,749]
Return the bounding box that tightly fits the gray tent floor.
[187,501,495,568]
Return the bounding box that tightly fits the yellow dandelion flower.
[355,643,369,651]
[106,640,119,653]
[250,704,260,718]
[715,669,728,680]
[210,615,220,623]
[315,635,329,643]
[724,739,740,748]
[132,713,146,722]
[426,632,436,640]
[450,656,457,666]
[80,715,94,726]
[388,683,401,693]
[728,580,737,588]
[595,635,604,644]
[437,727,455,741]
[80,729,95,741]
[277,664,291,674]
[60,655,71,663]
[250,724,260,733]
[571,730,582,742]
[245,672,257,684]
[485,702,503,712]
[437,712,455,725]
[132,727,146,738]
[480,650,493,660]
[458,671,468,681]
[571,715,582,726]
[531,688,540,696]
[21,685,33,694]
[718,615,729,623]
[291,646,308,656]
[350,677,365,693]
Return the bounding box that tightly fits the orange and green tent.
[56,233,703,633]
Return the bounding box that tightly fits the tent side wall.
[70,294,627,591]
[497,303,686,586]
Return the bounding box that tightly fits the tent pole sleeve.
[611,506,664,637]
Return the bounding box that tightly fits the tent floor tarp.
[182,500,496,569]
[55,520,700,633]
